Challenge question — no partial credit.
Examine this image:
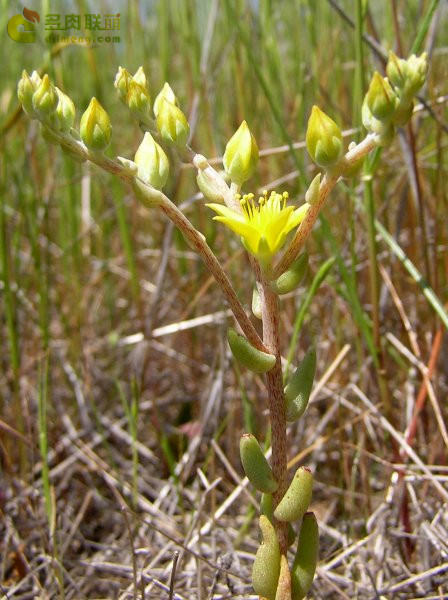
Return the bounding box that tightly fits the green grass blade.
[286,256,336,373]
[375,220,448,330]
[410,0,440,54]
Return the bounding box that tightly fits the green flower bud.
[196,169,225,203]
[156,98,190,146]
[134,132,169,190]
[153,82,178,118]
[55,87,75,133]
[80,97,112,151]
[365,72,397,121]
[362,99,395,146]
[386,51,408,90]
[341,142,364,179]
[291,513,319,600]
[114,66,132,102]
[306,106,343,168]
[273,466,313,523]
[32,74,58,121]
[227,328,276,373]
[284,348,316,422]
[30,71,42,88]
[133,66,148,89]
[126,79,151,121]
[406,52,428,95]
[252,515,281,600]
[272,253,308,295]
[18,70,38,117]
[252,287,262,319]
[240,434,278,494]
[304,173,321,206]
[275,555,292,600]
[223,120,259,186]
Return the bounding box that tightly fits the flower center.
[237,190,289,224]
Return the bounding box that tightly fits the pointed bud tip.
[223,120,259,185]
[156,97,189,146]
[134,131,169,190]
[306,106,342,168]
[80,97,112,151]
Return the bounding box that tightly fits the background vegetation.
[1,0,447,597]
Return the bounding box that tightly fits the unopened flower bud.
[114,66,132,102]
[365,72,397,121]
[196,169,225,203]
[134,132,169,190]
[32,74,58,120]
[17,70,37,117]
[156,98,190,146]
[55,87,75,133]
[406,52,428,95]
[304,173,321,206]
[223,120,259,186]
[126,79,151,121]
[133,66,147,89]
[386,51,408,89]
[30,70,42,88]
[153,82,178,118]
[363,104,395,147]
[306,106,343,168]
[80,97,112,151]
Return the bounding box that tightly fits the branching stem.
[273,133,378,278]
[51,130,266,352]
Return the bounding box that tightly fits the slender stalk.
[257,267,288,554]
[364,166,392,417]
[157,194,266,352]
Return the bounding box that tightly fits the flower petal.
[264,206,294,252]
[206,202,245,222]
[288,203,310,229]
[213,216,260,251]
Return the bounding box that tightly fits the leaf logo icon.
[23,7,40,23]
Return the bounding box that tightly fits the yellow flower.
[207,190,309,260]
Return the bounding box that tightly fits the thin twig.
[168,551,180,600]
